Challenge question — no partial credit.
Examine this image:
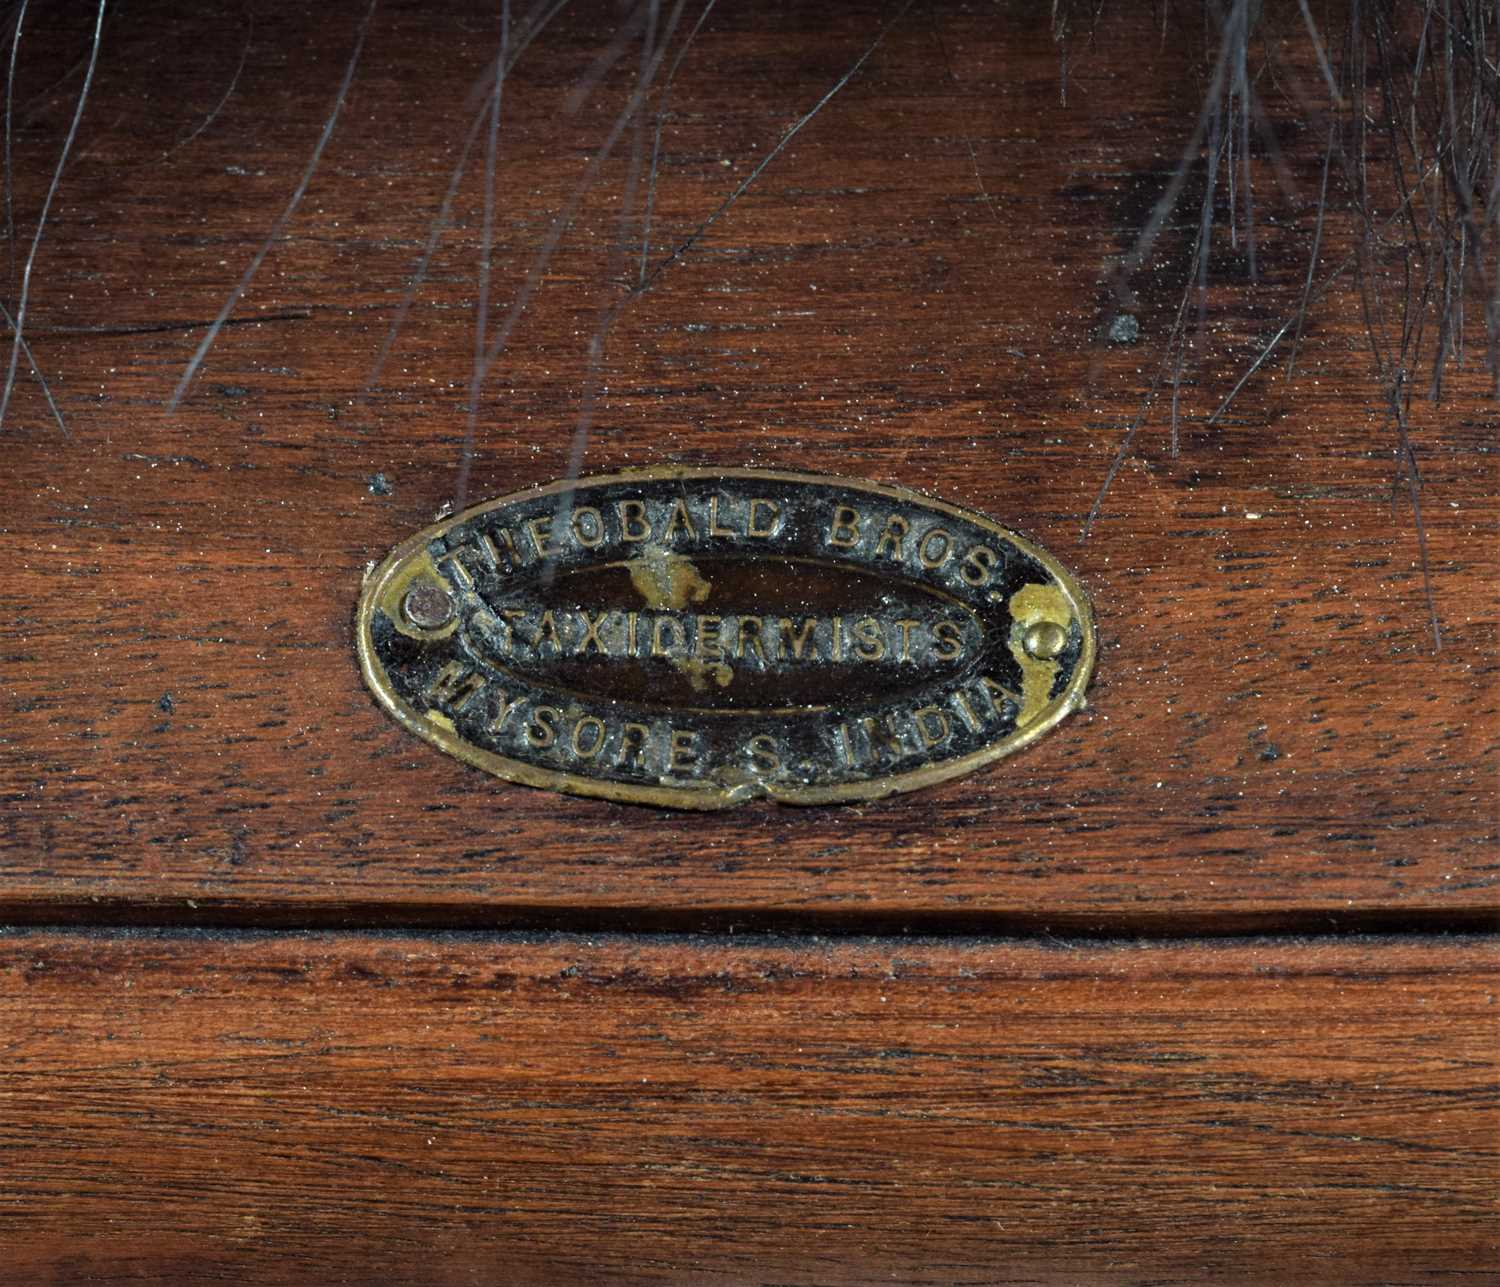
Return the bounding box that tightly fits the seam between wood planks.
[0,896,1494,940]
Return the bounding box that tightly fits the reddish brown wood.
[0,6,1492,1279]
[0,0,1493,931]
[1,930,1495,1283]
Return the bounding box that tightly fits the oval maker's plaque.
[357,468,1095,809]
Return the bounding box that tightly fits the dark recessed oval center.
[466,554,985,712]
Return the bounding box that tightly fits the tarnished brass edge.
[355,467,1097,810]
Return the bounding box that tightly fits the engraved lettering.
[915,705,951,748]
[617,722,649,767]
[498,607,528,650]
[695,616,723,661]
[737,616,767,663]
[708,495,735,537]
[477,610,983,670]
[894,619,918,662]
[748,498,781,537]
[534,609,563,650]
[664,499,697,540]
[932,620,962,661]
[961,545,999,587]
[669,729,699,773]
[440,550,477,590]
[526,705,561,748]
[861,714,905,758]
[979,675,1022,712]
[618,499,651,541]
[468,527,518,571]
[748,734,781,774]
[473,607,986,676]
[918,527,952,569]
[651,616,684,657]
[874,514,908,560]
[853,616,885,661]
[487,689,526,734]
[576,610,611,656]
[828,505,861,548]
[779,617,817,660]
[571,715,606,759]
[571,506,605,547]
[950,689,983,732]
[425,661,485,712]
[473,530,503,568]
[526,515,558,558]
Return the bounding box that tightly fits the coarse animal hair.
[0,0,1493,647]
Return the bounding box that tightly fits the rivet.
[403,583,454,631]
[1022,620,1068,660]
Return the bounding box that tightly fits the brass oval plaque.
[356,468,1095,809]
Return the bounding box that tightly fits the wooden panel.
[1,930,1494,1282]
[1,0,1496,930]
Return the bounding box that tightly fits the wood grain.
[1,929,1495,1283]
[0,0,1495,933]
[0,7,1490,1276]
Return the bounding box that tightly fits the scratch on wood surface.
[455,0,513,515]
[355,0,572,419]
[0,296,64,435]
[459,0,691,510]
[0,0,104,436]
[4,0,29,289]
[634,0,920,297]
[165,0,377,416]
[638,0,719,287]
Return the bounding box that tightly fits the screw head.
[1022,620,1068,660]
[403,583,454,631]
